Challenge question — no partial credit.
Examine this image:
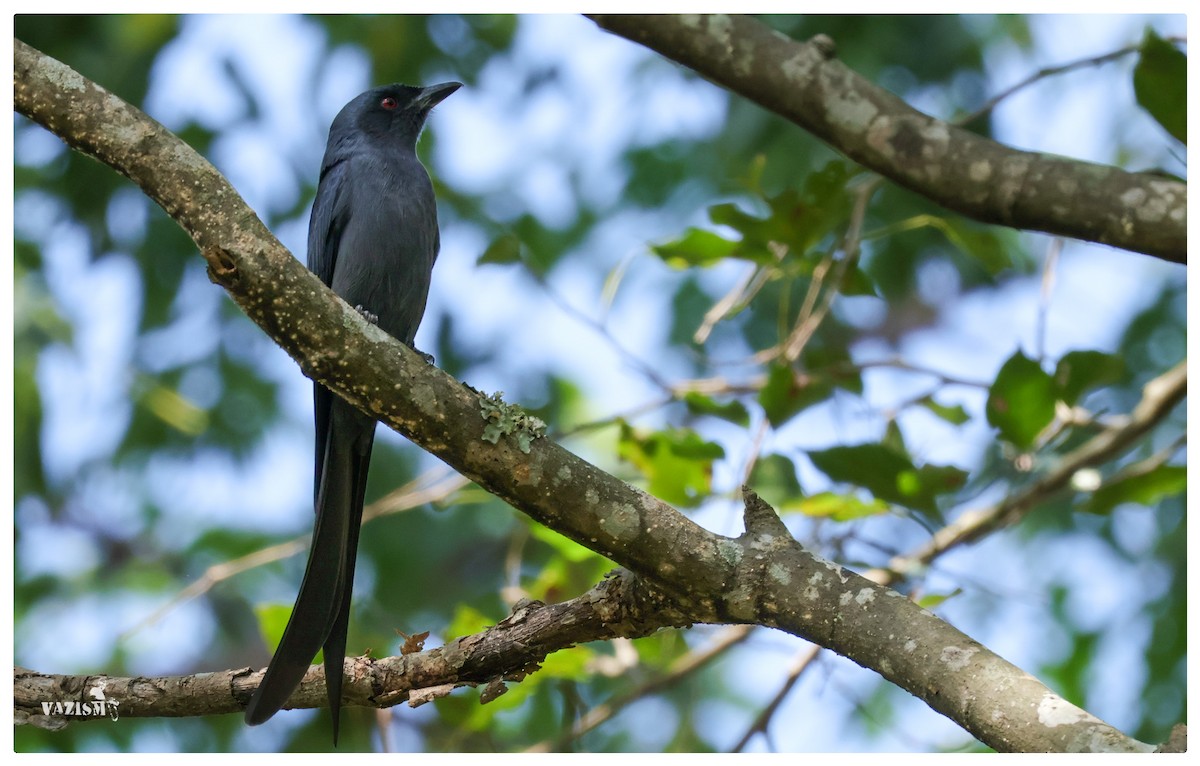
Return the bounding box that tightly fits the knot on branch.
[203,245,239,287]
[809,33,837,59]
[740,486,791,540]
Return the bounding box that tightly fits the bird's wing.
[307,157,354,502]
[309,155,355,286]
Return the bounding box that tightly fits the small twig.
[501,522,532,608]
[694,261,765,345]
[525,625,755,752]
[754,177,883,365]
[671,356,989,400]
[1035,238,1063,363]
[1097,434,1186,488]
[120,467,467,639]
[740,417,771,488]
[872,359,1186,584]
[552,396,675,438]
[956,37,1187,126]
[730,644,822,752]
[534,271,673,391]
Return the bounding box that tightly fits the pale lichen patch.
[599,503,640,541]
[939,645,978,671]
[968,159,992,182]
[1037,693,1092,728]
[768,562,791,586]
[717,539,743,567]
[828,90,879,132]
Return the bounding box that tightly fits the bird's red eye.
[380,96,399,110]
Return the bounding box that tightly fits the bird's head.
[333,81,461,149]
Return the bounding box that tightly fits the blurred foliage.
[1132,30,1186,144]
[13,13,1185,754]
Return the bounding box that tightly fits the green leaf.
[882,419,907,454]
[652,227,740,268]
[807,442,964,515]
[477,232,523,265]
[986,351,1057,449]
[1087,465,1186,515]
[445,604,497,642]
[681,391,751,426]
[840,265,879,297]
[1054,349,1125,405]
[917,395,971,425]
[617,424,724,507]
[940,217,1016,275]
[748,453,803,510]
[1133,30,1186,143]
[916,588,963,610]
[527,521,606,565]
[792,491,889,521]
[708,201,778,252]
[766,162,855,256]
[758,363,831,427]
[253,603,303,658]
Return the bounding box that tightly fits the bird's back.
[312,148,439,346]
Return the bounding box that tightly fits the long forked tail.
[244,402,372,745]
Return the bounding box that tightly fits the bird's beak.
[416,81,462,111]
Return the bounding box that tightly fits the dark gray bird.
[244,81,460,742]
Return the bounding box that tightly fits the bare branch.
[120,467,468,639]
[730,644,822,752]
[17,570,692,725]
[874,359,1186,583]
[526,625,755,752]
[956,37,1187,126]
[588,15,1186,263]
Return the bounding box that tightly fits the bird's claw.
[410,346,435,365]
[354,305,379,325]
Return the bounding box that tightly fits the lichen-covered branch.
[588,15,1186,264]
[13,39,1162,752]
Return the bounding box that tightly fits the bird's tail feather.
[244,407,372,734]
[323,439,370,745]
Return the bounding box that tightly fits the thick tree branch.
[14,39,1163,752]
[588,15,1186,264]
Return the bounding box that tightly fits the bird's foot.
[354,304,379,325]
[409,344,435,365]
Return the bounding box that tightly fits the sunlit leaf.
[253,603,298,657]
[652,227,740,268]
[445,604,498,642]
[916,588,962,609]
[792,491,889,521]
[617,424,724,506]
